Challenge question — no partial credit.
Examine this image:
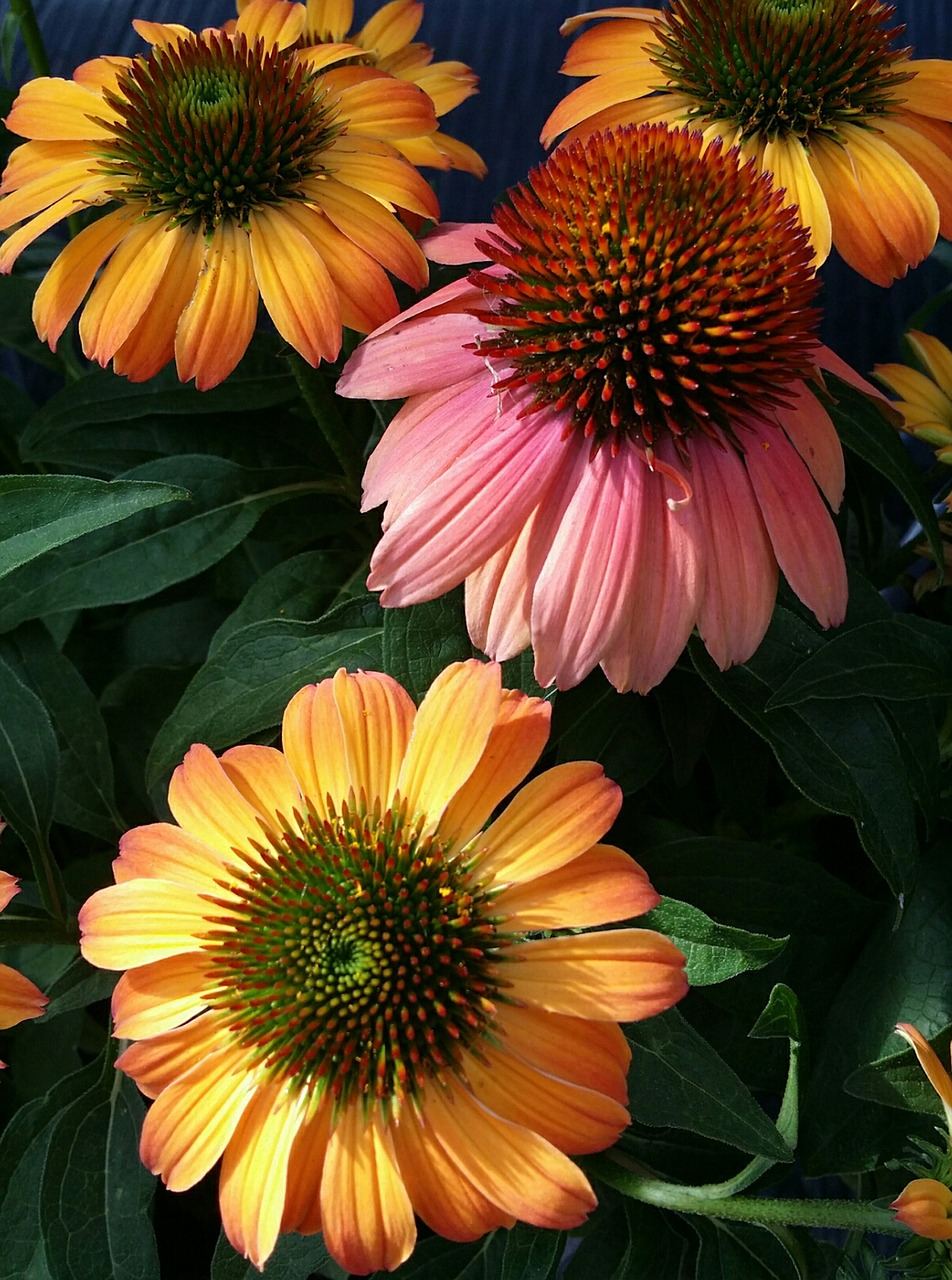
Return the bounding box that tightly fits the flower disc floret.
[653,0,912,141]
[472,125,820,455]
[98,31,342,231]
[203,797,502,1110]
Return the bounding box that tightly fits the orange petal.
[908,330,952,400]
[474,761,620,889]
[280,1103,332,1234]
[112,221,205,381]
[0,175,115,271]
[303,0,354,42]
[328,66,437,139]
[282,681,354,821]
[0,963,47,1029]
[139,1044,259,1191]
[493,1004,630,1107]
[248,204,342,366]
[560,17,656,75]
[761,135,832,267]
[79,879,213,969]
[321,1105,416,1274]
[219,1083,309,1269]
[325,140,439,220]
[111,952,210,1039]
[391,1104,515,1241]
[219,745,304,841]
[896,1023,952,1130]
[131,20,194,48]
[357,0,422,58]
[116,1011,224,1098]
[79,214,181,363]
[505,928,688,1022]
[495,843,659,930]
[236,0,308,50]
[115,821,231,890]
[395,660,502,833]
[898,60,952,121]
[282,202,398,332]
[540,64,663,145]
[560,8,664,36]
[0,155,108,229]
[5,76,119,141]
[839,123,938,266]
[440,690,551,851]
[174,220,259,389]
[328,669,417,807]
[167,743,270,859]
[420,1078,597,1229]
[394,130,486,178]
[313,175,429,287]
[0,871,18,913]
[877,115,952,240]
[463,1043,629,1155]
[32,207,135,349]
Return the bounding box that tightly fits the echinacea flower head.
[0,0,441,389]
[892,1178,952,1242]
[875,331,952,465]
[79,661,687,1272]
[338,124,857,694]
[232,0,486,176]
[0,871,48,1065]
[541,1,952,284]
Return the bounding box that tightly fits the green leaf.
[749,985,805,1155]
[382,591,476,703]
[553,679,665,795]
[146,595,384,790]
[825,372,943,572]
[388,1233,506,1280]
[0,275,59,371]
[41,1061,159,1280]
[500,1224,564,1280]
[211,1230,347,1280]
[625,1008,793,1161]
[801,842,952,1175]
[845,1023,952,1119]
[564,1198,685,1280]
[0,624,123,840]
[768,616,952,705]
[691,606,920,895]
[642,899,787,987]
[0,457,321,633]
[0,475,185,584]
[43,956,118,1019]
[19,351,297,473]
[690,1219,801,1280]
[0,653,59,880]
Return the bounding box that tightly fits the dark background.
[2,0,951,374]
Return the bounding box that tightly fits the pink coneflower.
[338,123,864,694]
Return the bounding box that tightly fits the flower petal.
[167,743,270,860]
[111,952,210,1039]
[79,880,213,969]
[114,822,230,890]
[474,761,620,890]
[280,1103,332,1234]
[0,963,47,1030]
[494,844,659,930]
[117,1012,224,1099]
[493,1004,630,1107]
[174,220,259,390]
[218,745,304,840]
[396,660,502,832]
[505,929,687,1022]
[762,134,832,266]
[321,1104,416,1274]
[113,221,205,382]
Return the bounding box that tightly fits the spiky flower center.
[472,125,819,457]
[652,0,913,140]
[202,798,503,1113]
[97,31,341,231]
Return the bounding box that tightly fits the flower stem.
[9,0,50,78]
[584,1156,910,1238]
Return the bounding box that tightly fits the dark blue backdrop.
[2,0,951,374]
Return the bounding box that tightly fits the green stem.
[289,354,363,499]
[584,1156,910,1238]
[9,0,50,78]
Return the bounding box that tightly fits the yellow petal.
[395,660,502,833]
[248,204,342,366]
[115,821,230,890]
[33,207,135,350]
[5,76,119,141]
[139,1044,259,1191]
[440,689,551,851]
[219,745,304,840]
[79,880,213,969]
[321,1105,416,1274]
[762,134,832,267]
[312,175,429,288]
[328,669,417,806]
[505,929,687,1022]
[167,743,269,860]
[837,123,939,267]
[356,0,422,58]
[898,60,952,121]
[473,761,620,889]
[908,331,952,401]
[236,0,307,50]
[116,1012,223,1099]
[282,681,353,821]
[219,1083,308,1269]
[111,952,210,1039]
[174,221,259,390]
[808,135,908,285]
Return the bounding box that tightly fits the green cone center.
[202,799,503,1112]
[98,30,342,231]
[471,126,820,458]
[652,0,913,140]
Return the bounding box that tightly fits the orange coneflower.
[0,0,442,389]
[79,660,687,1272]
[233,0,486,176]
[0,870,47,1066]
[542,1,952,285]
